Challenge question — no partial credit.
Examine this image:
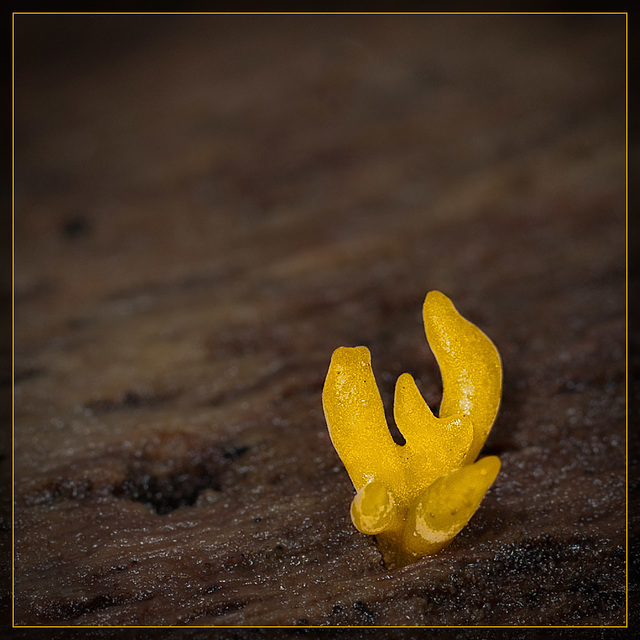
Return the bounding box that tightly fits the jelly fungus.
[322,291,502,567]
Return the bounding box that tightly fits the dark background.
[10,12,628,630]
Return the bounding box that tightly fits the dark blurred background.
[11,13,627,627]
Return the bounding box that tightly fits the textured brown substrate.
[11,13,627,628]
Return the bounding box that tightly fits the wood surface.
[11,13,627,629]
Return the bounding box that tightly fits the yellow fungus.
[322,291,502,567]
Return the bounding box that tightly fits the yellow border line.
[8,625,633,629]
[11,10,629,630]
[625,10,629,629]
[11,11,16,630]
[9,11,632,14]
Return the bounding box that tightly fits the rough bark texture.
[11,13,628,630]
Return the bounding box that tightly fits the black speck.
[223,445,249,460]
[62,215,90,239]
[352,600,378,624]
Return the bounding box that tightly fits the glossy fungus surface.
[323,291,502,567]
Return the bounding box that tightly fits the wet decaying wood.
[11,14,627,628]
